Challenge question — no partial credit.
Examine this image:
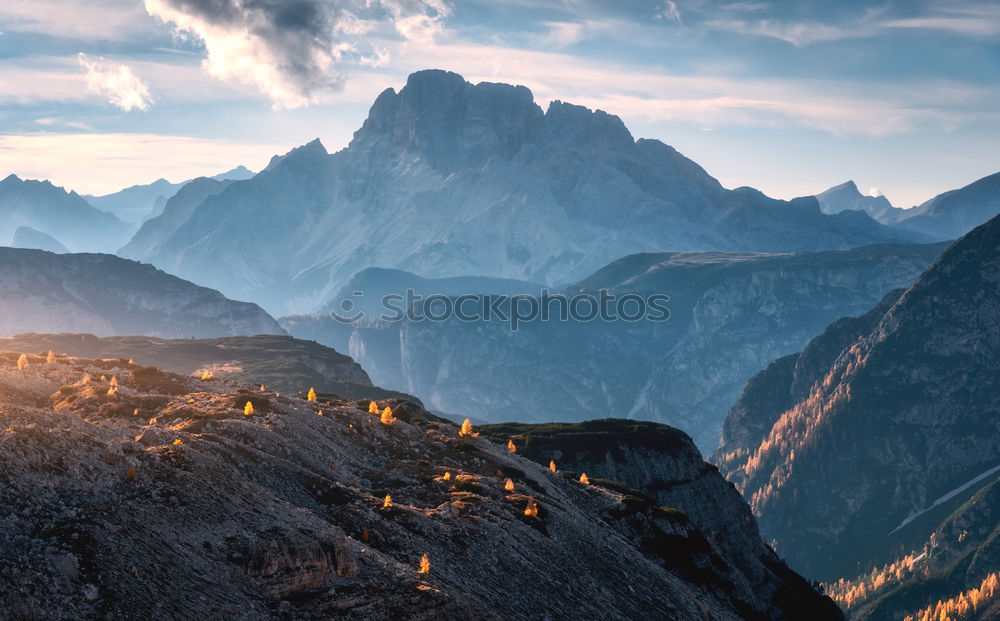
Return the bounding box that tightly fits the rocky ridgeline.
[0,352,839,620]
[0,248,282,339]
[126,69,918,315]
[288,241,946,452]
[0,333,415,404]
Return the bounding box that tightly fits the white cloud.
[868,187,882,197]
[0,0,159,40]
[704,19,859,46]
[143,0,451,109]
[77,54,153,111]
[658,1,682,23]
[390,40,988,137]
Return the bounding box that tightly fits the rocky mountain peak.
[543,100,635,152]
[351,69,544,171]
[264,138,329,173]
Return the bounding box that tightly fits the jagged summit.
[121,69,922,315]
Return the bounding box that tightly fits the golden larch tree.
[418,554,431,574]
[381,406,395,426]
[244,401,254,416]
[307,387,317,402]
[459,418,479,437]
[16,354,28,370]
[507,439,517,453]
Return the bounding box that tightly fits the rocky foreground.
[0,352,838,620]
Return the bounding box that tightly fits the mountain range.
[715,212,1000,599]
[0,247,281,338]
[814,173,1000,242]
[0,175,130,253]
[118,70,919,316]
[285,241,947,451]
[83,165,254,224]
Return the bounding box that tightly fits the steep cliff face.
[0,248,282,338]
[0,355,840,620]
[716,214,1000,581]
[478,419,842,620]
[285,242,946,452]
[124,70,918,315]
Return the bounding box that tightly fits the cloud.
[77,54,153,111]
[704,3,1000,45]
[388,40,995,137]
[658,1,682,23]
[0,0,159,40]
[143,0,450,109]
[703,19,860,46]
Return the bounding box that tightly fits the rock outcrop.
[0,354,840,620]
[0,334,418,403]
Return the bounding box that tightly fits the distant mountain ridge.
[814,172,1000,242]
[0,174,129,253]
[11,226,69,253]
[84,165,254,224]
[121,69,920,315]
[815,181,904,222]
[283,241,947,452]
[0,247,282,338]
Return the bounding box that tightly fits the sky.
[0,0,998,206]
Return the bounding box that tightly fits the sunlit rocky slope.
[716,213,1000,587]
[0,352,840,620]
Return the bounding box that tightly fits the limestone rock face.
[124,69,919,316]
[0,354,840,620]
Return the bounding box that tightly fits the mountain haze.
[123,70,919,315]
[284,242,946,451]
[0,248,282,338]
[0,175,129,253]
